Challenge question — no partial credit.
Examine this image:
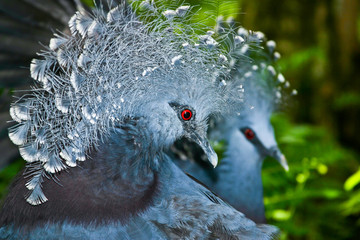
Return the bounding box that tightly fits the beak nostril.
[273,149,279,157]
[187,132,218,168]
[267,146,278,156]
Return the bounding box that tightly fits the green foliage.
[0,159,24,200]
[132,0,240,27]
[80,0,94,7]
[334,92,360,110]
[357,15,360,42]
[212,140,226,162]
[278,47,326,74]
[344,168,360,191]
[183,0,241,26]
[262,113,360,239]
[342,169,360,222]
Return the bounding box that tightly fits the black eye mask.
[239,127,270,156]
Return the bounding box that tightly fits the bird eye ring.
[244,128,255,140]
[181,109,192,121]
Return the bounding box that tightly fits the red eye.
[181,109,192,121]
[244,129,255,140]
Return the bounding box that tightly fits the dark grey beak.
[188,131,218,168]
[269,146,289,171]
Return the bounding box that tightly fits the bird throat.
[215,145,266,223]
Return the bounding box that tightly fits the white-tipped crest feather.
[25,172,42,191]
[75,13,93,37]
[19,144,39,162]
[9,106,22,123]
[43,155,66,174]
[26,183,48,205]
[13,103,31,121]
[70,71,84,91]
[107,6,121,22]
[77,53,92,69]
[87,20,104,37]
[57,49,71,68]
[60,147,77,167]
[277,73,285,83]
[8,122,30,145]
[55,93,70,114]
[49,35,67,51]
[176,6,190,17]
[30,59,54,83]
[68,13,78,34]
[162,10,177,19]
[266,40,276,52]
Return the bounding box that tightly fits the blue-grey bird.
[173,26,290,223]
[0,2,279,239]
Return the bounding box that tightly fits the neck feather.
[213,131,266,223]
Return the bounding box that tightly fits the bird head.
[211,30,290,171]
[234,104,288,171]
[167,101,218,167]
[135,72,221,168]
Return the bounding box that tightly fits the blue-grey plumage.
[173,27,289,223]
[1,98,279,239]
[0,1,280,239]
[214,108,286,223]
[174,101,286,225]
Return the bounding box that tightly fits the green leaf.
[278,47,325,72]
[344,168,360,191]
[80,0,94,7]
[334,92,360,110]
[269,209,292,221]
[184,0,240,27]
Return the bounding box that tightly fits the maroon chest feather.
[0,160,158,228]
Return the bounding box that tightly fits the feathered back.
[7,2,244,205]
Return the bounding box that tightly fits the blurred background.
[235,0,360,239]
[0,0,360,239]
